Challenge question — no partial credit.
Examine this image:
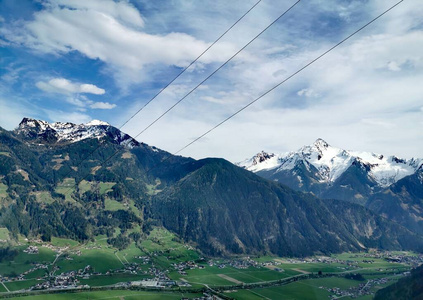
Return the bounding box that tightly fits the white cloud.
[2,0,423,162]
[46,0,145,28]
[0,0,234,86]
[45,110,92,124]
[79,84,106,95]
[35,78,115,110]
[297,88,318,98]
[36,78,105,95]
[117,1,423,162]
[66,96,86,108]
[90,102,116,109]
[387,61,401,71]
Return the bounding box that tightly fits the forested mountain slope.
[0,119,422,257]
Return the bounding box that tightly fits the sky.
[0,0,422,162]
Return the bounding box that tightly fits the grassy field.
[139,228,200,269]
[0,284,7,293]
[333,253,405,268]
[78,180,92,194]
[227,280,332,300]
[99,182,116,195]
[33,191,54,204]
[116,241,145,264]
[24,268,48,280]
[0,182,8,198]
[56,247,123,274]
[225,271,404,300]
[0,227,10,241]
[0,230,412,299]
[0,246,56,277]
[276,262,349,274]
[104,198,142,215]
[5,290,204,300]
[104,198,126,211]
[301,276,363,289]
[55,178,76,202]
[169,264,299,287]
[51,237,79,248]
[145,179,162,196]
[77,180,116,196]
[4,279,39,292]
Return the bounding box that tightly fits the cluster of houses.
[32,265,93,290]
[351,251,423,264]
[173,260,205,275]
[135,255,150,264]
[33,274,79,290]
[23,246,39,254]
[207,257,283,270]
[181,292,216,300]
[324,275,404,299]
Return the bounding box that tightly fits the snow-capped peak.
[85,120,110,126]
[238,139,423,187]
[237,151,280,172]
[15,117,138,148]
[313,138,329,149]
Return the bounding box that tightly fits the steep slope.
[0,119,197,243]
[239,140,423,235]
[2,119,423,257]
[239,139,422,190]
[15,117,139,148]
[367,166,423,234]
[152,158,423,256]
[374,264,423,300]
[0,126,48,191]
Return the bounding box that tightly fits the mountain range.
[15,117,140,148]
[238,139,423,235]
[0,118,422,257]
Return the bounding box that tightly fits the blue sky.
[0,0,422,161]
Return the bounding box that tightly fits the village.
[0,239,422,300]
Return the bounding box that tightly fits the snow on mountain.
[16,118,139,148]
[238,151,280,172]
[238,139,423,187]
[85,120,110,126]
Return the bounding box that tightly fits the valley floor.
[0,227,421,300]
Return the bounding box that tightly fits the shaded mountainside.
[367,167,423,235]
[239,140,423,236]
[1,119,423,257]
[254,157,379,205]
[152,158,423,256]
[374,264,423,300]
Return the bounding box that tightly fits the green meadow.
[0,227,10,241]
[5,290,203,300]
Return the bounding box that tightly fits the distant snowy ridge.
[238,138,423,187]
[16,117,139,148]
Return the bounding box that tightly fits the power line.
[132,0,301,139]
[119,0,263,130]
[137,0,405,175]
[171,0,404,156]
[64,0,402,195]
[62,0,301,195]
[56,0,263,188]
